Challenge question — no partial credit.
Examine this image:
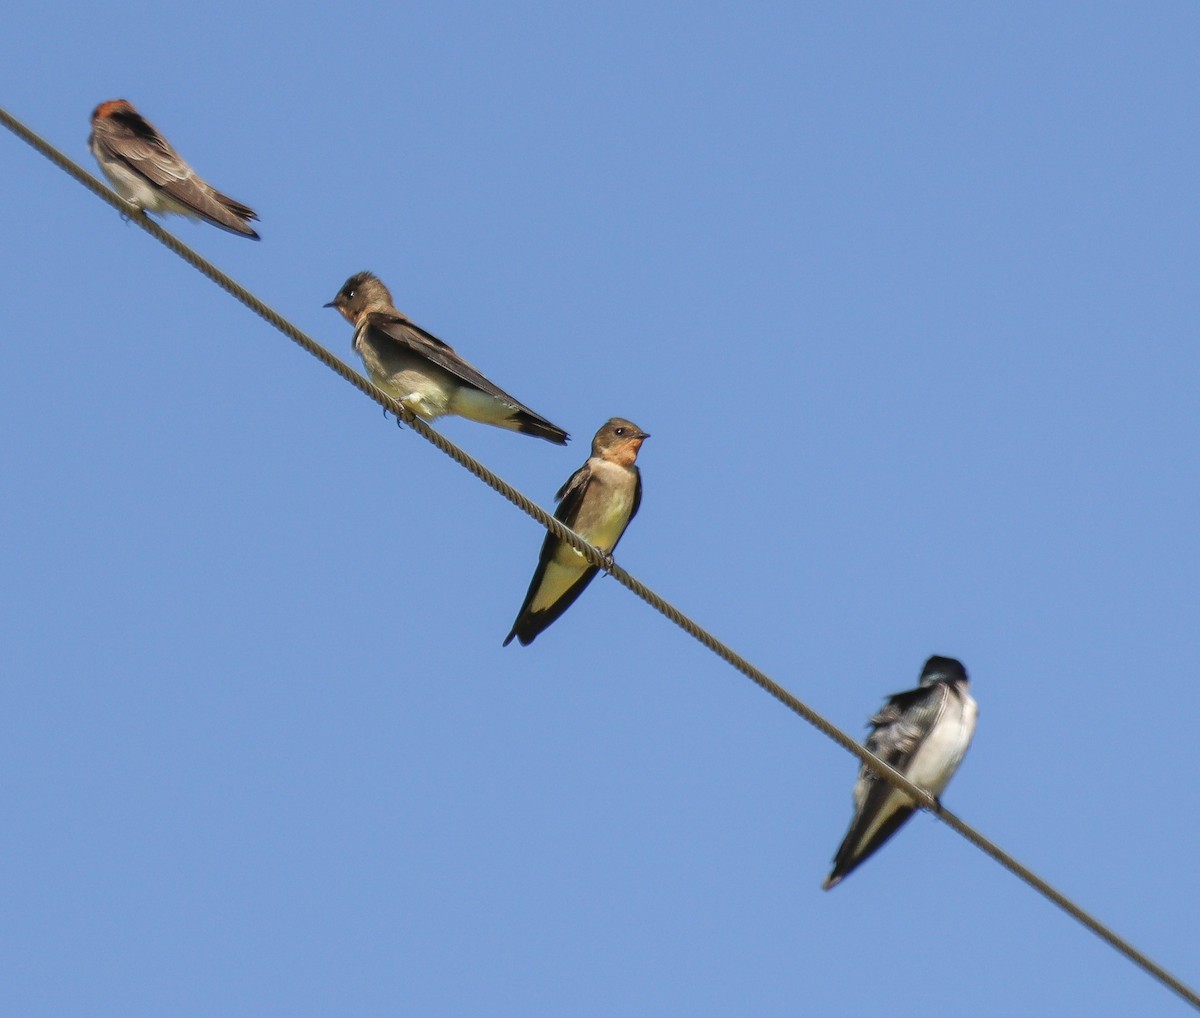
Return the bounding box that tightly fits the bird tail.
[512,411,569,445]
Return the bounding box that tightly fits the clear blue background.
[3,3,1198,1015]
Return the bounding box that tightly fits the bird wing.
[825,685,949,886]
[504,464,600,646]
[866,683,950,767]
[371,313,541,409]
[93,114,258,232]
[847,682,949,817]
[627,468,642,528]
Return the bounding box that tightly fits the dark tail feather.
[503,606,552,647]
[502,622,535,647]
[501,624,530,648]
[514,411,569,445]
[212,191,260,239]
[823,804,916,890]
[503,569,598,648]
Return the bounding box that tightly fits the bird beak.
[323,300,338,309]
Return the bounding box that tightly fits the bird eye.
[614,427,625,435]
[345,289,356,300]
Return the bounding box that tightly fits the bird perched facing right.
[823,655,978,890]
[504,418,649,646]
[88,99,260,238]
[326,272,568,445]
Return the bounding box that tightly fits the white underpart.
[91,147,197,218]
[352,329,453,419]
[450,387,524,427]
[854,689,978,850]
[907,692,978,795]
[529,460,636,613]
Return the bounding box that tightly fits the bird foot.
[382,396,419,429]
[119,203,148,226]
[395,395,423,426]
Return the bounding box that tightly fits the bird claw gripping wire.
[385,404,418,430]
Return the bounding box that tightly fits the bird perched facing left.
[823,655,978,890]
[326,271,568,444]
[88,99,260,239]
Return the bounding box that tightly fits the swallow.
[823,655,978,890]
[504,418,648,646]
[325,272,568,444]
[88,99,260,238]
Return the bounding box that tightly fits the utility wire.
[4,104,1197,1013]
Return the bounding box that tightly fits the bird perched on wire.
[88,99,260,239]
[504,418,648,646]
[325,271,568,444]
[823,655,978,889]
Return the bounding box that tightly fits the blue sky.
[3,3,1199,1015]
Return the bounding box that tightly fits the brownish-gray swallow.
[823,656,978,890]
[325,271,568,444]
[88,99,260,239]
[504,418,648,646]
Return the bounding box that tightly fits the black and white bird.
[824,655,978,889]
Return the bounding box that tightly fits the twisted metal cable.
[4,104,1196,1013]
